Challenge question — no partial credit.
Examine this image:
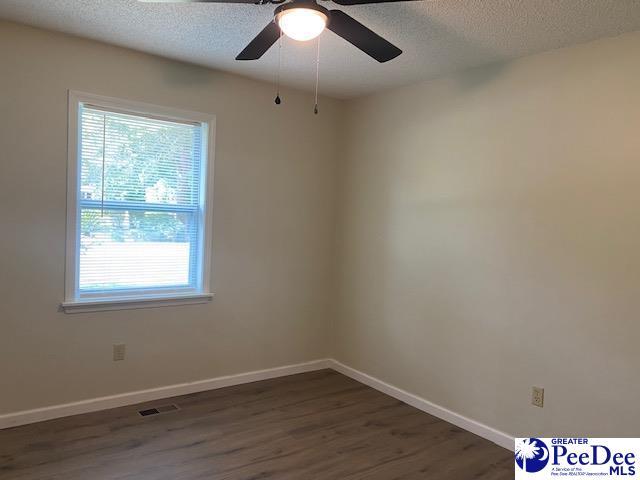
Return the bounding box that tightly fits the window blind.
[77,105,204,297]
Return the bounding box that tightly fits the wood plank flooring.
[0,370,513,479]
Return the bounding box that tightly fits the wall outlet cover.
[532,386,544,408]
[113,344,126,361]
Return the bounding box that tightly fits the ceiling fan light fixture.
[276,8,328,42]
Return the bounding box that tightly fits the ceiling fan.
[139,0,411,63]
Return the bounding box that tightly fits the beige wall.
[334,31,640,437]
[0,21,342,414]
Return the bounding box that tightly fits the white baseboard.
[0,359,330,430]
[327,359,514,451]
[0,357,514,451]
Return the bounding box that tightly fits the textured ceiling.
[1,0,640,98]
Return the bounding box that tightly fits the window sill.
[61,293,213,314]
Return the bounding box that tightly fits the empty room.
[1,0,640,478]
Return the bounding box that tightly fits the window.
[63,92,214,313]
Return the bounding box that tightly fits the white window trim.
[63,91,215,314]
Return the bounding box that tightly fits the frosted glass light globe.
[277,8,327,42]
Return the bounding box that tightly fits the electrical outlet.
[113,344,126,361]
[532,386,544,408]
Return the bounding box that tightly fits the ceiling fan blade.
[327,10,401,63]
[332,0,420,4]
[138,0,260,4]
[236,21,281,60]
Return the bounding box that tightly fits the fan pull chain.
[314,35,320,115]
[101,113,106,217]
[275,28,283,105]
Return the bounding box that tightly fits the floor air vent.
[138,404,180,417]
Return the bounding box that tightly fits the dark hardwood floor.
[0,370,513,479]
